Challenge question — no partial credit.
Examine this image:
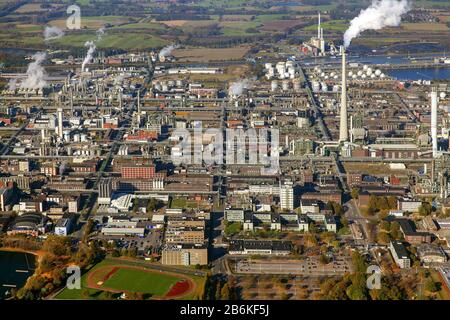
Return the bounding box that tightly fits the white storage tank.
[271,80,278,92]
[282,80,290,91]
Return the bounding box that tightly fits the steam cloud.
[44,26,65,41]
[81,41,96,72]
[19,52,48,90]
[228,79,252,97]
[96,27,105,41]
[159,44,178,60]
[343,0,411,48]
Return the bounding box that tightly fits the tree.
[419,203,433,216]
[220,283,230,300]
[351,188,360,200]
[425,279,438,293]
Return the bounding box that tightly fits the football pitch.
[103,268,181,295]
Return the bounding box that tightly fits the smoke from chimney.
[82,41,96,72]
[158,44,178,60]
[19,52,48,90]
[44,26,65,41]
[228,79,252,97]
[343,0,410,48]
[96,27,105,41]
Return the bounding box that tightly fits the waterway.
[0,250,36,299]
[386,67,450,81]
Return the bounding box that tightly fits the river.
[0,250,36,299]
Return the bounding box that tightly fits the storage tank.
[440,92,447,99]
[265,63,273,70]
[321,82,328,92]
[80,134,87,142]
[312,81,320,93]
[357,70,363,76]
[282,80,290,91]
[293,79,301,91]
[271,80,278,92]
[63,130,70,142]
[154,82,162,91]
[363,65,368,71]
[375,69,382,76]
[73,134,80,142]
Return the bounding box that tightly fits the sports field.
[54,258,201,300]
[100,267,181,295]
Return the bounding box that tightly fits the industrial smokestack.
[431,88,438,158]
[339,46,349,142]
[57,108,63,139]
[318,12,321,39]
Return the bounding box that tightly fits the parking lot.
[233,256,352,276]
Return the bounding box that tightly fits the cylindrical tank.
[440,92,446,99]
[375,69,382,76]
[271,80,278,92]
[162,84,169,92]
[282,80,290,91]
[357,70,363,76]
[73,134,80,142]
[154,82,162,91]
[80,134,87,142]
[312,81,320,93]
[363,65,368,71]
[321,82,328,92]
[293,79,301,91]
[63,130,70,142]
[265,63,272,70]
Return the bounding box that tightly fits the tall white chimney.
[318,12,321,39]
[431,88,438,158]
[57,108,63,139]
[339,46,349,142]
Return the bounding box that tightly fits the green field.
[55,258,205,300]
[103,268,181,295]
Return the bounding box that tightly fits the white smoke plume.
[158,44,178,60]
[96,27,105,41]
[7,78,18,91]
[20,52,47,90]
[44,26,65,41]
[343,0,411,48]
[228,79,252,97]
[81,41,96,72]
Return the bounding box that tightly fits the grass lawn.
[103,268,181,295]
